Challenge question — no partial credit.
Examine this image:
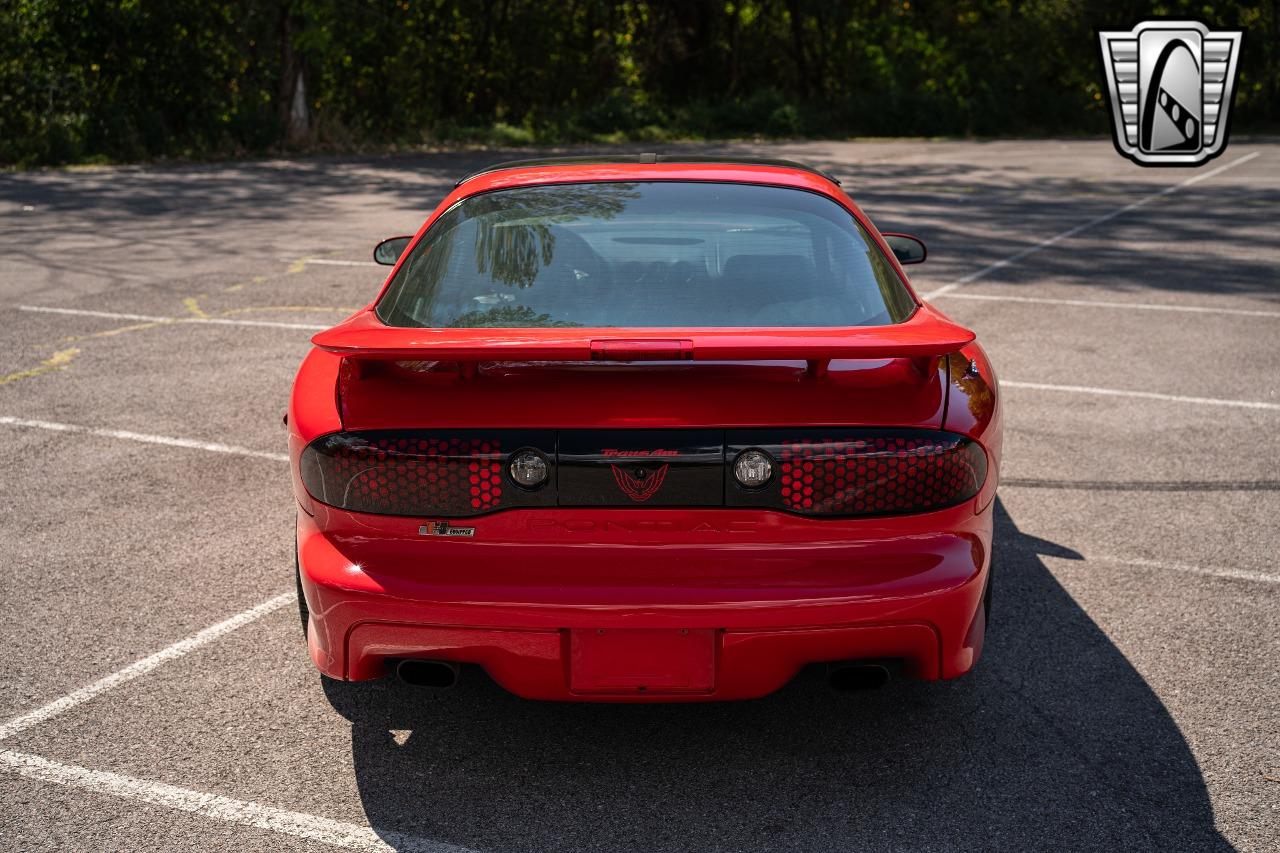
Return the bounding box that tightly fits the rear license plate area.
[569,628,716,695]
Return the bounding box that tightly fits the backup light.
[733,449,774,488]
[509,450,550,489]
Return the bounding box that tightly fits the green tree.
[1,1,1276,166]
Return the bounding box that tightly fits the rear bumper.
[297,502,992,701]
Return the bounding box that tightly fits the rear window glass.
[376,182,916,328]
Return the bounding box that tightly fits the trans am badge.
[1098,21,1243,166]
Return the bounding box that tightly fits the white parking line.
[934,291,1280,319]
[300,258,381,267]
[18,305,328,331]
[1001,380,1279,411]
[0,416,290,462]
[0,593,292,742]
[0,750,472,852]
[924,150,1261,298]
[19,306,174,323]
[1041,553,1279,586]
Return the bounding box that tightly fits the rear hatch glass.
[376,181,915,329]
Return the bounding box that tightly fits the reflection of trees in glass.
[382,182,640,326]
[390,239,455,325]
[448,305,582,328]
[468,182,641,288]
[863,237,914,321]
[949,356,995,423]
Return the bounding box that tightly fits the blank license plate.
[569,628,716,694]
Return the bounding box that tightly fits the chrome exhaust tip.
[395,659,460,690]
[827,661,893,691]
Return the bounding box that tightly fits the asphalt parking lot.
[0,139,1276,852]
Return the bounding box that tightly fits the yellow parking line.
[59,321,166,345]
[181,296,210,318]
[0,348,79,386]
[224,275,267,294]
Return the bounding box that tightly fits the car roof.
[455,153,841,187]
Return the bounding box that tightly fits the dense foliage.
[2,1,1277,166]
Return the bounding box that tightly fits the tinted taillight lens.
[300,428,986,518]
[300,431,556,517]
[726,430,987,516]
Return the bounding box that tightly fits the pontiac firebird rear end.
[288,157,1001,701]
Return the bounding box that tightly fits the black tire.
[982,559,993,626]
[295,540,309,640]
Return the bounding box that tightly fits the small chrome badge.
[419,521,476,538]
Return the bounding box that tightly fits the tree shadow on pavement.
[6,143,1273,306]
[325,497,1227,852]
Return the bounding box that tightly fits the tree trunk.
[785,0,811,100]
[727,2,742,96]
[1270,0,1279,122]
[279,3,309,144]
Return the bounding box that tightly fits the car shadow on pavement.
[323,498,1229,852]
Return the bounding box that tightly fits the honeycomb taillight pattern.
[303,434,506,516]
[776,435,986,515]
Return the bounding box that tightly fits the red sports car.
[289,155,1001,701]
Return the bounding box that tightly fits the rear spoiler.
[312,306,974,374]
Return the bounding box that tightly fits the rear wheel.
[983,559,994,625]
[295,540,309,640]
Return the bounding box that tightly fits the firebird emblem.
[611,464,669,502]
